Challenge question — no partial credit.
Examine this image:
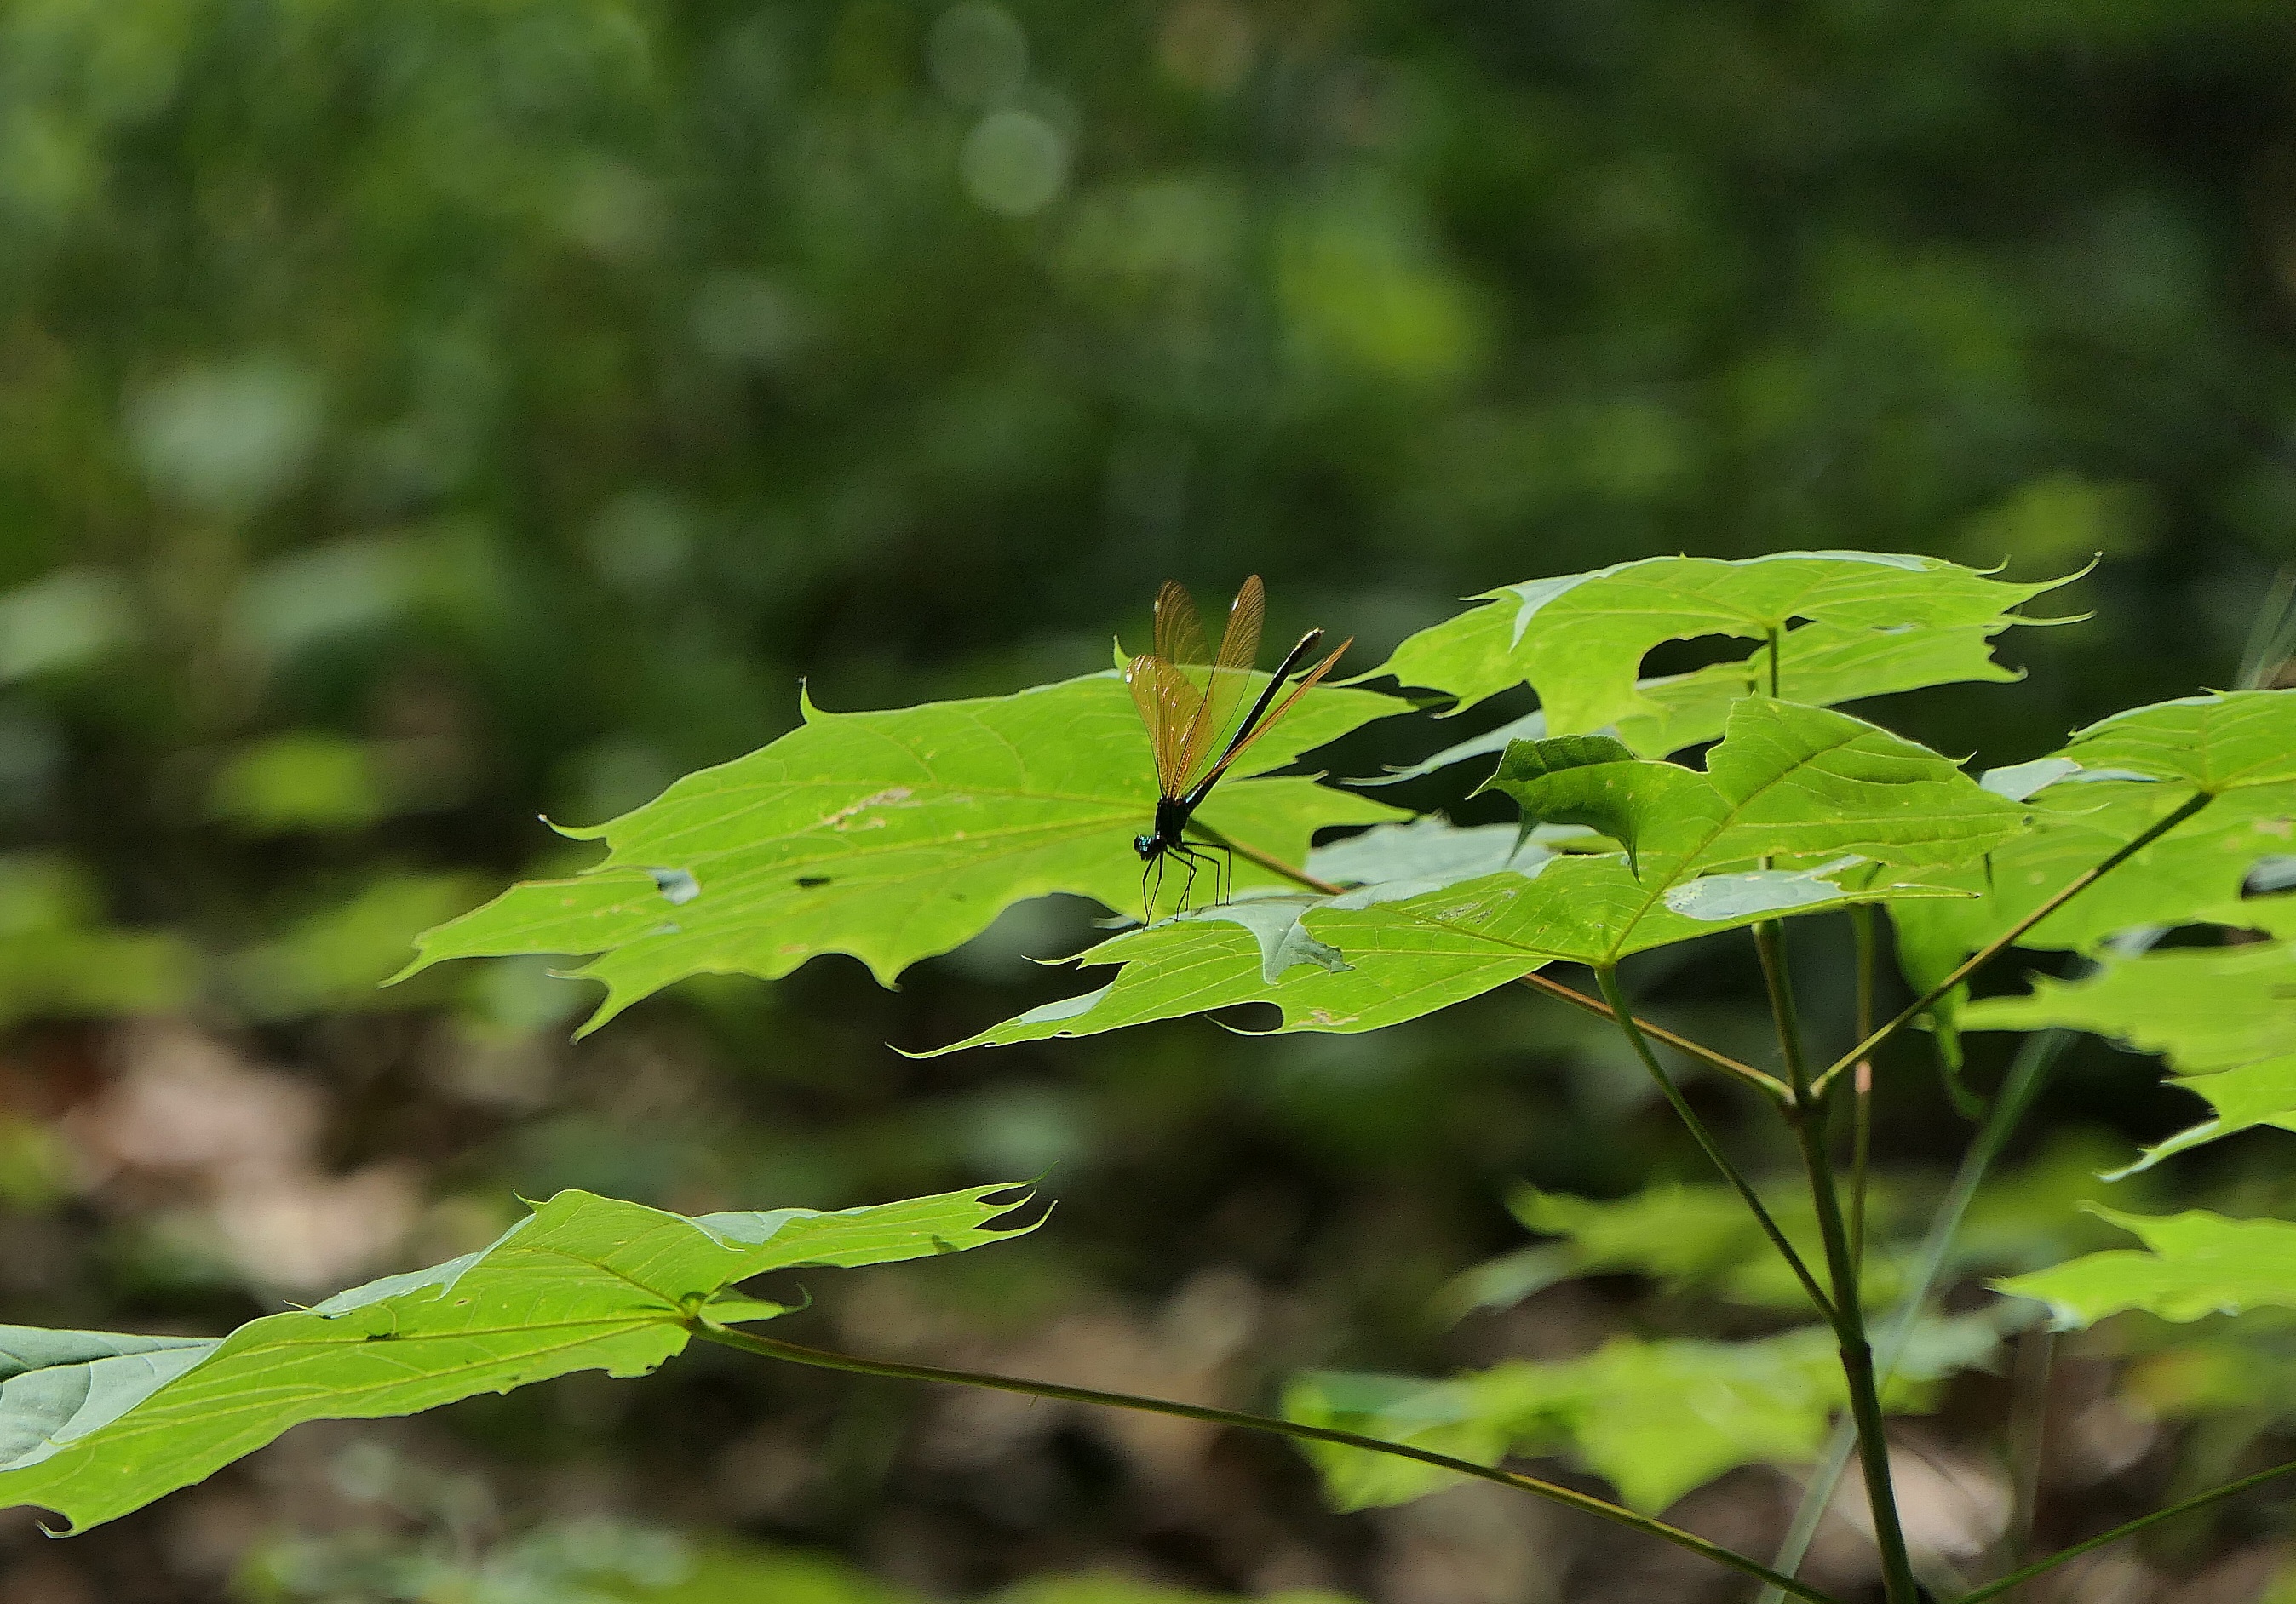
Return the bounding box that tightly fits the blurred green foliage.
[239,1515,1352,1604]
[0,851,190,1027]
[5,0,2295,995]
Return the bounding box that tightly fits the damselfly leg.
[1174,842,1227,913]
[1139,840,1228,921]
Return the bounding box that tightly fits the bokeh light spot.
[961,108,1068,217]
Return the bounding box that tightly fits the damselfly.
[1124,576,1350,919]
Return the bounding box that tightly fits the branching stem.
[1516,969,1791,1100]
[1594,965,1834,1322]
[687,1320,1845,1603]
[1756,923,1921,1604]
[1848,906,1876,1270]
[1754,977,2147,1604]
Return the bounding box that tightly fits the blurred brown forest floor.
[3,994,2294,1602]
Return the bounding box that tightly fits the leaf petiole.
[1196,822,1790,1100]
[1515,968,1794,1102]
[1954,1454,2296,1604]
[1594,965,1836,1322]
[687,1319,1848,1604]
[1809,790,2214,1097]
[1848,906,1876,1269]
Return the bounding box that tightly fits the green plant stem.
[686,1320,1845,1604]
[1848,907,1876,1270]
[1200,823,1789,1100]
[1810,790,2214,1097]
[1516,967,1792,1102]
[1594,965,1835,1322]
[1795,1116,1921,1604]
[1954,1455,2296,1604]
[1191,821,1338,894]
[1755,924,1921,1604]
[2003,1326,2054,1586]
[1754,943,2151,1604]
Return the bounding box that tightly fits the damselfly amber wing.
[1127,653,1197,798]
[1174,576,1262,792]
[1151,577,1208,667]
[1191,633,1352,789]
[1125,576,1348,918]
[1127,576,1266,798]
[1127,582,1200,798]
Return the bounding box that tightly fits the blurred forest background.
[5,1,2296,1601]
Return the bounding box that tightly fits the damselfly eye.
[1134,834,1157,858]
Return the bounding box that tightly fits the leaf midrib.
[54,1314,672,1453]
[1605,720,1871,961]
[611,773,1320,867]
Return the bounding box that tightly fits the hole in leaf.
[1639,630,1771,681]
[646,867,701,904]
[2246,856,2296,897]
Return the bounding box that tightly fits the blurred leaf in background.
[0,853,190,1028]
[207,734,392,836]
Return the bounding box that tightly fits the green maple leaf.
[1962,896,2296,1173]
[1383,618,2026,782]
[399,673,1403,1031]
[1377,551,2070,732]
[1998,1208,2296,1328]
[1484,696,2029,877]
[939,699,2019,1050]
[1286,1313,2002,1514]
[0,1183,1032,1532]
[1890,689,2296,1049]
